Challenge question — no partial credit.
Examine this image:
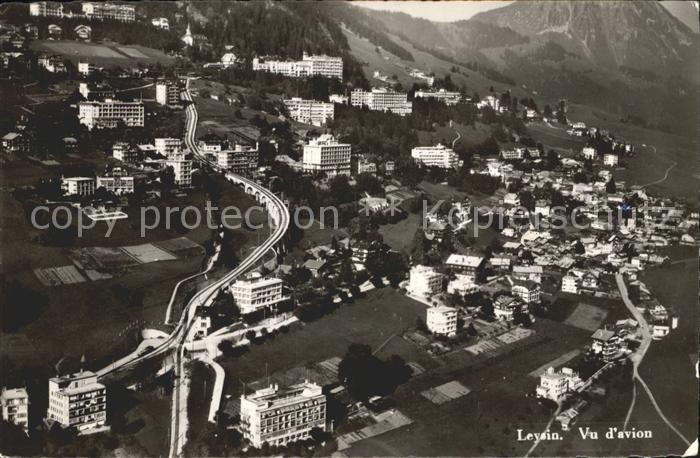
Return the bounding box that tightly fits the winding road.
[166,79,290,457]
[615,273,691,448]
[95,79,289,456]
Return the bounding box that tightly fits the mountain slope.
[471,0,698,75]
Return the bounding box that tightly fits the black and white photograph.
[0,1,698,456]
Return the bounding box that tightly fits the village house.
[426,306,458,337]
[493,295,526,321]
[590,329,620,361]
[536,367,584,402]
[407,264,444,298]
[511,280,541,304]
[512,265,543,283]
[445,254,484,275]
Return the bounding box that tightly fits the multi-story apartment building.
[37,54,66,73]
[82,2,136,22]
[407,265,443,298]
[151,17,169,30]
[591,329,620,361]
[112,142,137,162]
[511,280,541,304]
[61,177,95,196]
[96,169,136,195]
[154,137,181,158]
[411,144,460,169]
[216,144,259,175]
[426,306,458,336]
[239,382,326,448]
[29,2,64,17]
[535,367,584,402]
[252,52,342,79]
[283,98,334,127]
[350,88,412,116]
[156,80,181,107]
[302,134,351,177]
[230,273,286,315]
[329,93,348,104]
[1,387,29,432]
[47,371,107,432]
[603,153,619,167]
[582,146,597,160]
[414,89,462,106]
[77,62,95,76]
[165,152,192,186]
[78,100,144,130]
[356,157,377,175]
[78,82,115,100]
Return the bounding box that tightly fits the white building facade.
[411,144,460,169]
[283,98,334,127]
[1,387,29,432]
[350,88,412,116]
[302,134,351,177]
[78,100,144,130]
[61,177,95,196]
[408,265,443,298]
[252,52,342,79]
[165,152,192,186]
[239,382,326,448]
[536,367,584,402]
[29,2,63,17]
[47,371,107,432]
[427,306,458,336]
[82,2,135,22]
[414,89,461,106]
[230,274,286,315]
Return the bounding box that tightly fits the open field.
[0,169,268,382]
[347,318,593,456]
[215,285,596,455]
[218,288,429,408]
[636,252,698,450]
[378,213,421,255]
[343,26,514,97]
[564,303,608,331]
[29,40,173,68]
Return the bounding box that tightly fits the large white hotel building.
[283,98,334,127]
[78,100,144,130]
[216,144,259,175]
[29,1,63,17]
[239,382,326,448]
[350,88,412,116]
[230,273,286,315]
[411,144,460,169]
[82,2,136,22]
[302,134,352,177]
[414,88,462,106]
[47,371,107,433]
[252,52,343,79]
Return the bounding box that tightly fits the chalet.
[493,295,525,321]
[591,329,620,361]
[511,280,540,304]
[38,54,66,73]
[74,24,92,41]
[1,132,30,154]
[47,24,62,40]
[445,254,484,274]
[512,265,543,283]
